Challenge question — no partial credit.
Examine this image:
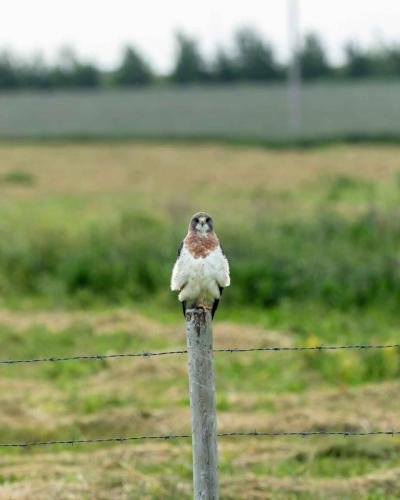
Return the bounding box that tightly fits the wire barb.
[1,430,400,448]
[0,343,399,365]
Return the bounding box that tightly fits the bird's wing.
[211,244,230,319]
[170,241,187,291]
[216,244,230,288]
[171,241,188,315]
[177,241,183,259]
[211,287,224,319]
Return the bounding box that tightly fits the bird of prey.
[171,212,230,319]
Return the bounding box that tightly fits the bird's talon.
[197,304,212,313]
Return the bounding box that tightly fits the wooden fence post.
[185,308,219,500]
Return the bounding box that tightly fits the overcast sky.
[1,0,399,72]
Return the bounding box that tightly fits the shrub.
[0,209,400,309]
[1,170,35,186]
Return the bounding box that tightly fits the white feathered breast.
[171,245,230,303]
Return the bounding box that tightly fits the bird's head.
[189,212,214,235]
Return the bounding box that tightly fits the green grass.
[0,208,400,311]
[250,439,400,478]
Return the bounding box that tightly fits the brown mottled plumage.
[184,231,219,259]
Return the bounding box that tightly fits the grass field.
[1,81,400,142]
[0,141,400,498]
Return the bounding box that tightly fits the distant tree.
[19,54,52,89]
[114,46,153,86]
[72,63,100,88]
[49,46,77,87]
[299,33,331,80]
[0,51,19,89]
[234,27,281,81]
[385,45,400,76]
[343,41,400,79]
[171,33,208,83]
[368,43,400,77]
[343,42,374,78]
[48,47,100,88]
[212,48,239,82]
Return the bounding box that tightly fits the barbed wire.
[1,429,400,448]
[216,343,400,353]
[1,342,399,365]
[2,343,400,448]
[0,349,187,365]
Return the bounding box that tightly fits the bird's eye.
[193,218,199,223]
[206,217,211,223]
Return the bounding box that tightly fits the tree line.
[1,28,400,90]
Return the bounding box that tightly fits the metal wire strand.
[0,349,188,365]
[1,430,400,448]
[1,343,399,365]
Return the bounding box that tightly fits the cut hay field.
[0,142,400,498]
[1,81,400,142]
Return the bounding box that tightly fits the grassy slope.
[0,142,400,498]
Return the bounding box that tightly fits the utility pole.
[186,308,219,500]
[287,0,302,133]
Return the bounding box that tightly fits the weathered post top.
[185,308,219,500]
